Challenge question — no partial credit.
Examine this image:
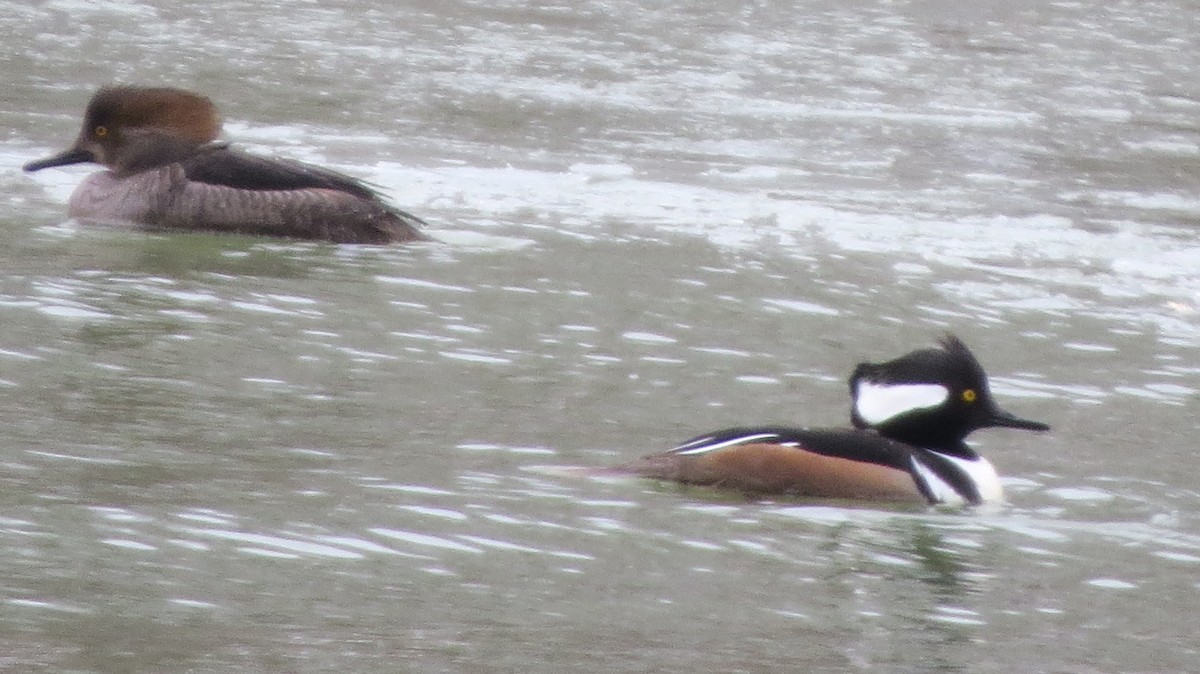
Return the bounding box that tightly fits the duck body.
[623,425,1001,505]
[619,336,1048,506]
[25,86,430,244]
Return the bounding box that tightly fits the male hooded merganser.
[23,86,430,244]
[618,335,1049,505]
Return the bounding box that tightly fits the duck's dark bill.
[988,408,1050,432]
[24,148,92,172]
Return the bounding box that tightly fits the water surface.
[3,0,1200,671]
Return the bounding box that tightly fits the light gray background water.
[3,0,1199,672]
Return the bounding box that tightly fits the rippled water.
[3,0,1200,672]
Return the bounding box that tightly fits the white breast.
[910,452,1003,505]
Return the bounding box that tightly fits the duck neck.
[111,130,208,175]
[872,419,976,457]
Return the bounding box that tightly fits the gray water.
[3,0,1200,672]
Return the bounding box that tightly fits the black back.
[674,426,919,473]
[182,144,382,202]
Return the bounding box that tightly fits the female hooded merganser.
[619,335,1049,505]
[23,86,430,244]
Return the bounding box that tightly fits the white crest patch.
[854,382,949,426]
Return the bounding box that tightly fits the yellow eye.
[962,389,977,403]
[94,125,108,137]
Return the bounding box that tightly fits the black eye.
[94,125,108,137]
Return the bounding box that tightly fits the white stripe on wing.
[673,432,782,456]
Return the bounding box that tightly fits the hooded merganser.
[23,86,430,244]
[618,335,1050,505]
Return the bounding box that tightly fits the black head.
[849,334,1049,450]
